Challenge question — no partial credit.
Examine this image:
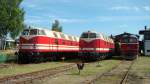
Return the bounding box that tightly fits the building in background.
[0,38,5,50]
[139,26,150,56]
[0,38,15,50]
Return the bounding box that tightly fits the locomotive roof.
[115,32,139,40]
[82,30,97,33]
[122,34,139,39]
[23,27,79,41]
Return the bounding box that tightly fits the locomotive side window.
[68,36,73,41]
[60,34,65,39]
[74,37,77,41]
[55,39,58,45]
[53,32,58,38]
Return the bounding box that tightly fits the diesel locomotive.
[79,31,115,60]
[18,27,79,63]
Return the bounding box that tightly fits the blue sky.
[21,0,150,36]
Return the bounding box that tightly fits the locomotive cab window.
[81,33,88,38]
[22,30,29,35]
[81,33,97,38]
[89,33,96,38]
[122,38,129,43]
[30,29,38,35]
[129,38,137,43]
[22,29,38,35]
[122,38,137,43]
[38,30,46,35]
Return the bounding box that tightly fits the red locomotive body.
[120,35,139,60]
[18,27,79,63]
[79,31,115,60]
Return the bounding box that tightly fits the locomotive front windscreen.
[122,38,138,43]
[81,33,97,38]
[22,29,46,35]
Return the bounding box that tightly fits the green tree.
[51,20,63,32]
[0,0,25,39]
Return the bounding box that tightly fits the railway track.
[0,63,76,84]
[0,64,10,68]
[85,60,136,84]
[120,60,135,84]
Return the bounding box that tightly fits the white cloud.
[143,6,150,11]
[51,18,88,23]
[110,6,140,11]
[133,7,140,11]
[119,24,128,28]
[97,15,150,21]
[110,6,150,12]
[111,6,130,10]
[27,4,36,8]
[25,15,49,24]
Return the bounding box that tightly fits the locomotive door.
[53,32,59,59]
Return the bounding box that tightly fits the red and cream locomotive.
[120,34,139,60]
[18,27,79,63]
[79,31,115,60]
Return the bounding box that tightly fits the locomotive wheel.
[18,54,29,64]
[18,54,23,64]
[24,55,30,64]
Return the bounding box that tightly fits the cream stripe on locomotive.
[80,48,110,51]
[20,44,79,48]
[20,46,79,50]
[121,43,139,44]
[20,44,79,50]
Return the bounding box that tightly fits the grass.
[0,50,16,63]
[130,56,150,77]
[68,59,121,77]
[0,62,70,78]
[42,59,121,84]
[132,56,150,72]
